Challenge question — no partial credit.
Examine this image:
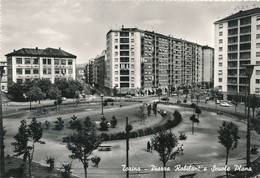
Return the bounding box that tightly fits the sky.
[2,0,260,64]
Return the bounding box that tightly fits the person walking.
[147,141,151,152]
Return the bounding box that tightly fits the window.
[43,59,47,65]
[257,15,260,21]
[115,39,118,43]
[115,58,118,62]
[219,39,223,44]
[219,62,223,67]
[115,45,118,49]
[219,31,223,36]
[257,25,260,30]
[219,70,223,75]
[115,71,118,75]
[131,58,134,62]
[219,86,222,90]
[16,58,22,64]
[131,32,134,36]
[256,79,260,84]
[115,32,118,36]
[33,69,39,74]
[131,51,134,56]
[257,34,260,39]
[16,68,22,75]
[43,68,51,75]
[48,59,51,65]
[25,58,30,64]
[131,71,134,75]
[33,58,39,64]
[131,39,134,43]
[131,84,134,87]
[115,83,118,87]
[219,78,222,82]
[131,64,134,68]
[25,68,31,75]
[257,43,260,48]
[61,69,66,75]
[256,61,260,65]
[219,24,223,28]
[115,52,118,56]
[115,77,118,81]
[219,55,223,60]
[68,60,73,65]
[257,52,260,57]
[55,59,59,65]
[55,68,60,74]
[68,68,73,74]
[219,47,223,51]
[61,59,66,65]
[115,64,118,69]
[256,70,260,75]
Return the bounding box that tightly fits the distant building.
[5,47,76,87]
[214,7,260,100]
[0,61,8,92]
[76,66,86,83]
[105,27,202,94]
[202,46,214,88]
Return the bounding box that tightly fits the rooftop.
[215,7,260,24]
[5,47,77,58]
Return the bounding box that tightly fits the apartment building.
[92,51,106,91]
[105,27,202,94]
[214,7,260,100]
[202,46,214,88]
[5,47,76,87]
[0,61,8,92]
[76,65,86,84]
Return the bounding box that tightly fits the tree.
[54,117,64,130]
[100,116,108,131]
[195,94,200,106]
[110,115,117,128]
[156,88,162,102]
[195,107,202,120]
[250,94,260,118]
[218,121,240,177]
[191,103,197,114]
[66,120,101,178]
[151,131,178,178]
[69,115,81,130]
[47,86,61,110]
[12,117,45,177]
[190,114,199,135]
[183,86,189,98]
[112,87,118,101]
[28,86,44,104]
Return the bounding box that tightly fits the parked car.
[216,100,220,104]
[220,102,229,107]
[125,94,132,98]
[62,97,67,101]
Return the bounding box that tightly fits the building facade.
[76,66,86,84]
[5,47,76,87]
[105,27,202,94]
[0,61,8,92]
[214,8,260,100]
[202,46,214,88]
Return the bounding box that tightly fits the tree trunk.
[226,149,229,177]
[84,167,87,178]
[163,162,166,178]
[192,122,194,135]
[253,108,255,118]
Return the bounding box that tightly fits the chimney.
[36,47,38,50]
[122,25,124,29]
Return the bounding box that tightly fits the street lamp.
[100,94,104,115]
[243,64,256,168]
[0,62,8,177]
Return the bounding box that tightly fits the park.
[2,93,260,178]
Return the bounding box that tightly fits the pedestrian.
[120,103,123,108]
[147,141,151,152]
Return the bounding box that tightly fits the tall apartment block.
[214,8,260,100]
[5,47,76,87]
[202,46,214,88]
[92,51,106,91]
[105,27,202,94]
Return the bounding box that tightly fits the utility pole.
[0,64,7,177]
[125,117,129,178]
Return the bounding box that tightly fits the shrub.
[110,115,117,128]
[46,156,55,171]
[138,129,144,137]
[100,116,108,131]
[60,163,72,178]
[54,117,64,130]
[101,133,109,141]
[104,98,114,102]
[68,115,81,130]
[43,120,50,130]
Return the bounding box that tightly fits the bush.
[43,120,50,130]
[101,133,110,141]
[179,133,187,140]
[60,163,72,178]
[104,98,114,102]
[110,115,117,128]
[46,156,55,171]
[100,116,108,131]
[54,117,64,130]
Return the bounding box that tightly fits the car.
[125,94,132,98]
[216,100,220,104]
[172,93,178,96]
[220,102,229,107]
[62,97,67,101]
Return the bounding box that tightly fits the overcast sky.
[2,0,260,64]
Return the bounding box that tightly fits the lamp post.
[0,63,8,177]
[243,64,256,169]
[100,94,104,115]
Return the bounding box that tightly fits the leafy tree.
[12,117,45,177]
[8,83,27,101]
[28,86,44,104]
[183,86,189,98]
[156,88,162,102]
[100,116,108,131]
[110,115,117,128]
[151,131,178,178]
[68,115,81,130]
[195,107,202,120]
[218,121,240,177]
[48,86,61,109]
[190,114,199,135]
[66,120,101,178]
[54,117,64,130]
[191,103,197,114]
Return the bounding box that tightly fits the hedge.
[100,112,182,141]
